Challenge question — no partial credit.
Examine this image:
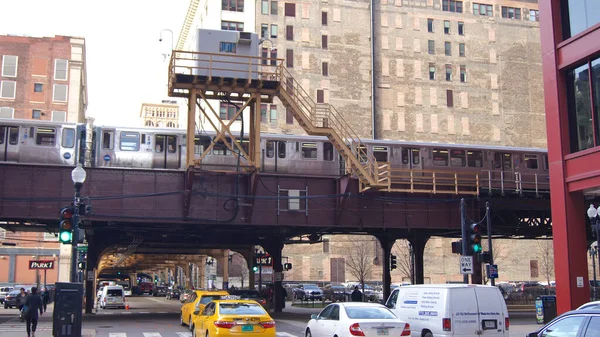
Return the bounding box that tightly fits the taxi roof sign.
[220,295,242,300]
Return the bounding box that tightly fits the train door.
[401,148,422,170]
[493,152,516,192]
[0,125,19,162]
[264,140,286,172]
[153,134,179,169]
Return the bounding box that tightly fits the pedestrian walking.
[40,288,50,313]
[17,288,26,321]
[23,287,44,337]
[351,286,363,302]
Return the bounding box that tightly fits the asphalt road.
[0,295,541,337]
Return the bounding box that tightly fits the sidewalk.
[0,303,95,337]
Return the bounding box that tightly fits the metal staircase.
[277,67,390,191]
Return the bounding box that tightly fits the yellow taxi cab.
[191,299,276,337]
[181,289,230,330]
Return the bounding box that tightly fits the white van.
[384,284,509,337]
[99,285,125,309]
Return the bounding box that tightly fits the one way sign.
[460,256,473,275]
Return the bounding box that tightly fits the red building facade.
[540,1,600,313]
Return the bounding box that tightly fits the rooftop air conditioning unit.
[238,32,252,44]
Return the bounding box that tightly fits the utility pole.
[460,199,469,284]
[487,202,495,286]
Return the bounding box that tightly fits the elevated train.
[0,119,549,194]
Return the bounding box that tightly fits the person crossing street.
[23,287,44,337]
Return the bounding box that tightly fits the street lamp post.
[70,164,86,283]
[159,29,174,57]
[591,244,598,301]
[588,204,600,298]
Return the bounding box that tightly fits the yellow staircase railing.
[277,66,385,190]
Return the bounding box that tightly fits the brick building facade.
[0,35,87,123]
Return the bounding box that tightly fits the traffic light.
[390,254,397,270]
[469,223,482,254]
[252,260,259,272]
[59,206,74,244]
[78,262,86,270]
[284,263,292,271]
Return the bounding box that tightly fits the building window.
[222,0,244,12]
[427,18,434,32]
[271,24,278,38]
[428,40,435,54]
[0,107,14,119]
[286,49,293,68]
[261,48,269,65]
[323,239,330,253]
[0,81,16,99]
[261,0,268,14]
[322,62,329,76]
[460,65,466,82]
[562,0,600,38]
[54,59,68,80]
[429,63,436,80]
[219,102,240,120]
[261,104,267,122]
[529,9,539,22]
[459,43,465,57]
[286,107,293,124]
[270,49,277,66]
[261,24,268,38]
[52,111,67,122]
[286,25,294,40]
[221,21,244,31]
[502,6,521,19]
[444,20,450,34]
[271,1,278,15]
[34,83,43,92]
[458,21,464,35]
[473,3,493,16]
[2,55,18,77]
[322,11,328,25]
[32,109,42,119]
[270,105,277,122]
[219,42,237,53]
[567,57,600,152]
[447,90,454,107]
[285,2,295,17]
[53,84,68,102]
[445,64,452,81]
[442,0,463,13]
[317,90,324,103]
[322,35,328,49]
[445,42,451,56]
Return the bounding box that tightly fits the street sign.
[29,260,55,269]
[486,264,499,279]
[460,255,473,275]
[254,254,273,266]
[77,245,88,252]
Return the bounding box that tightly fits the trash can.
[535,295,557,324]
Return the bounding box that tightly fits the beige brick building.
[140,100,180,128]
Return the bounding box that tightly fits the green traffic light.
[59,231,72,243]
[472,244,482,253]
[252,266,258,272]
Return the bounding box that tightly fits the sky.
[0,0,190,126]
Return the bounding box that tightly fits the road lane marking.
[176,332,192,337]
[277,333,300,337]
[143,333,163,337]
[109,333,127,337]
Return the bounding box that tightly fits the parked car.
[322,284,349,302]
[137,282,153,295]
[153,286,169,297]
[527,308,600,337]
[99,286,126,309]
[229,289,268,307]
[577,301,600,310]
[294,284,323,301]
[167,288,181,300]
[306,303,410,337]
[3,290,20,309]
[0,286,14,304]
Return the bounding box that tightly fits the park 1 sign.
[255,254,273,266]
[459,255,473,275]
[29,260,55,270]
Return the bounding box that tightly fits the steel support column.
[376,235,394,301]
[264,240,284,312]
[84,237,100,314]
[408,232,429,285]
[186,89,197,168]
[253,94,261,170]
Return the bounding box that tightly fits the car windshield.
[345,306,397,319]
[303,284,320,289]
[219,303,266,315]
[200,295,225,304]
[231,290,261,298]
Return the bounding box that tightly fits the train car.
[0,119,84,166]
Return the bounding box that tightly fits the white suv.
[0,286,14,304]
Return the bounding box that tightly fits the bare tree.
[229,254,249,288]
[345,237,374,299]
[393,240,413,282]
[537,240,555,284]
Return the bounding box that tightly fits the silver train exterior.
[0,119,549,191]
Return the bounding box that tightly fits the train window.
[35,128,56,146]
[412,149,420,165]
[401,148,409,164]
[8,127,18,145]
[323,142,334,161]
[373,146,388,162]
[194,136,211,154]
[61,128,76,148]
[167,136,177,153]
[155,135,165,153]
[235,139,249,155]
[213,139,231,155]
[0,127,4,144]
[450,149,466,167]
[432,149,449,166]
[266,141,275,158]
[278,141,286,159]
[301,142,317,159]
[357,144,368,163]
[524,154,538,169]
[543,155,548,171]
[467,151,483,167]
[102,131,114,150]
[120,132,140,151]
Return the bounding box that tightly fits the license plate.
[483,320,497,330]
[376,328,389,335]
[242,325,254,332]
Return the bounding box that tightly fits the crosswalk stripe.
[176,332,192,337]
[109,333,127,337]
[143,333,163,337]
[277,333,299,337]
